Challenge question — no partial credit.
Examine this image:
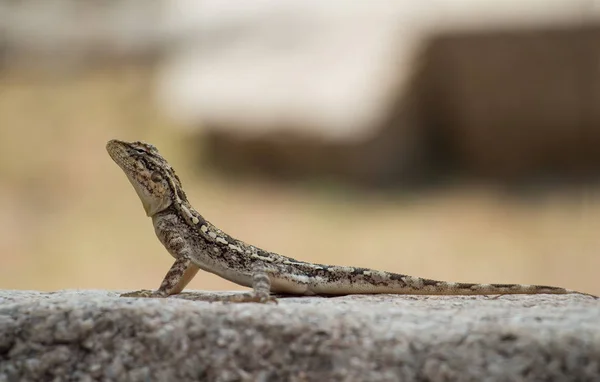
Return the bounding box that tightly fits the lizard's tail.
[306,267,598,298]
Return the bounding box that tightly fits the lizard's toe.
[120,289,168,298]
[260,295,278,305]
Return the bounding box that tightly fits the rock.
[158,1,435,187]
[1,290,599,381]
[157,0,600,186]
[415,25,600,181]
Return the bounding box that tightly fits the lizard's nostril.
[106,139,122,153]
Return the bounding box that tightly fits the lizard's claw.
[224,293,278,304]
[248,292,278,304]
[120,289,168,298]
[261,295,279,305]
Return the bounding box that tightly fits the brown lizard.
[106,139,596,302]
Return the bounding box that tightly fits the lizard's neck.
[160,168,207,229]
[170,198,206,228]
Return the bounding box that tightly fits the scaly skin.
[106,139,597,302]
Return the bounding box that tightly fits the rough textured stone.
[1,290,599,381]
[156,0,600,186]
[414,26,600,181]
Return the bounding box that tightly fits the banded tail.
[301,266,597,298]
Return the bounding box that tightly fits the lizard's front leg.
[121,215,201,298]
[121,256,199,298]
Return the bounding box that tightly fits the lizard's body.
[107,139,595,302]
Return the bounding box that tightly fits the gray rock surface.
[1,290,599,381]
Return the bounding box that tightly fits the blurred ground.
[0,67,598,296]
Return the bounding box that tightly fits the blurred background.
[1,0,599,295]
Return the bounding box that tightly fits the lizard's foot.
[218,268,278,304]
[225,292,278,304]
[120,289,168,298]
[210,268,279,304]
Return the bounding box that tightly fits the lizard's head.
[106,139,186,217]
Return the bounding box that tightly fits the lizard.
[106,139,597,303]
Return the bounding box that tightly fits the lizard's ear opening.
[150,171,163,182]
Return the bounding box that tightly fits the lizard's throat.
[126,173,173,217]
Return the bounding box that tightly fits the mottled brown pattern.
[107,139,597,302]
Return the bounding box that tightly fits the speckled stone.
[1,290,599,381]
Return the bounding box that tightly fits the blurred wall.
[154,0,600,186]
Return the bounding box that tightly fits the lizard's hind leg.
[224,270,278,304]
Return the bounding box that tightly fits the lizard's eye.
[150,171,163,182]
